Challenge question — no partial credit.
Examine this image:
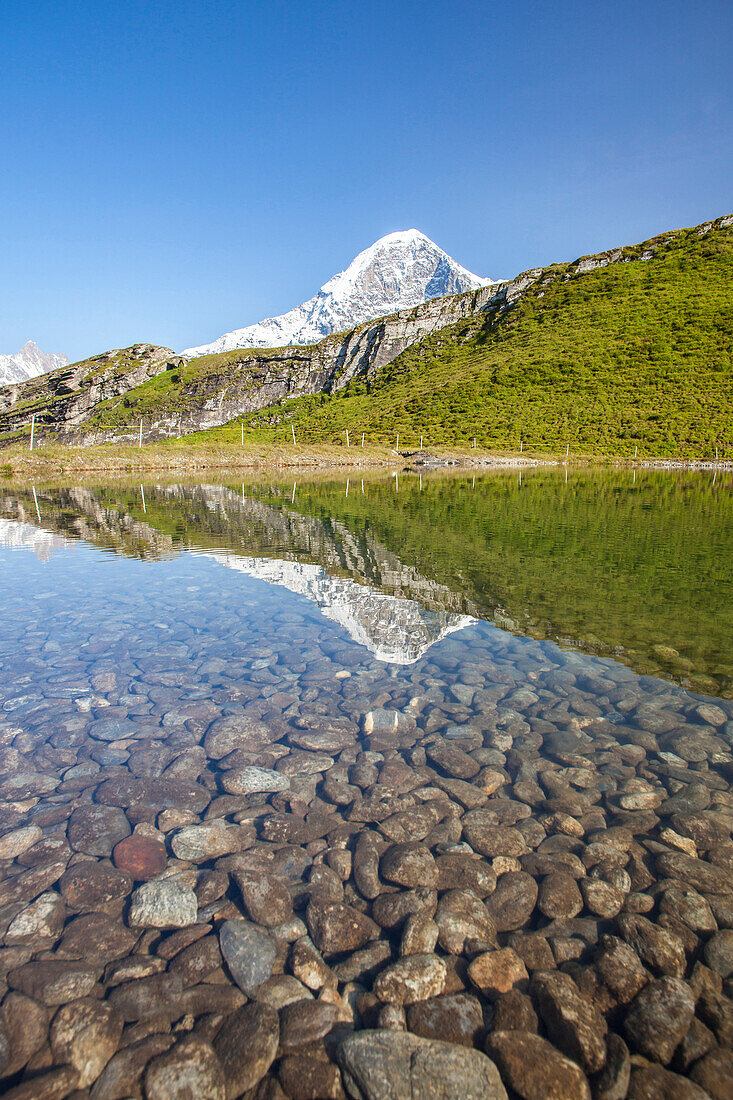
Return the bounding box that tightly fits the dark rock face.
[624,977,695,1063]
[213,1003,279,1096]
[306,900,376,957]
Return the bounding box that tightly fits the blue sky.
[2,0,731,361]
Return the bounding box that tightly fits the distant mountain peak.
[0,342,69,387]
[183,230,494,357]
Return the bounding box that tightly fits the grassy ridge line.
[208,219,732,457]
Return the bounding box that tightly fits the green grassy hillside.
[214,219,733,457]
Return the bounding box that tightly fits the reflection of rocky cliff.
[0,485,474,664]
[201,550,473,663]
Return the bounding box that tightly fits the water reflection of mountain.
[0,517,72,562]
[0,486,474,665]
[1,475,730,694]
[201,550,473,663]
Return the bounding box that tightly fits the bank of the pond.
[3,440,732,481]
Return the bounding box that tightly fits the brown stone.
[59,862,132,912]
[488,872,538,932]
[278,1054,346,1100]
[49,997,123,1088]
[617,914,686,977]
[233,871,293,927]
[486,1029,591,1100]
[213,1003,279,1097]
[624,977,695,1064]
[468,948,528,998]
[491,990,538,1033]
[144,1035,225,1100]
[531,971,607,1074]
[689,1048,733,1100]
[406,993,484,1046]
[0,992,49,1077]
[538,873,583,919]
[628,1064,710,1099]
[435,889,497,954]
[380,843,438,889]
[278,1000,338,1052]
[7,960,99,1006]
[112,835,166,880]
[373,954,447,1006]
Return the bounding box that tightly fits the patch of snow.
[0,342,69,387]
[184,230,494,357]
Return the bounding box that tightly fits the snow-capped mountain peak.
[183,230,494,357]
[0,341,69,387]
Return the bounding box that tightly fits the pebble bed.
[0,543,732,1099]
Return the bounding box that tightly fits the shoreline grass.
[1,441,731,485]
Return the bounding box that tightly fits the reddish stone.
[112,835,167,880]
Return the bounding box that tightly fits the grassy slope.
[207,221,732,457]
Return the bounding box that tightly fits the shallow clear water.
[0,470,731,1095]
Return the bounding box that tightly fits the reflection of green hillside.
[2,469,731,696]
[236,471,733,696]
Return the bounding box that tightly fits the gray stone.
[219,919,277,995]
[170,822,244,862]
[144,1036,225,1100]
[67,806,130,857]
[221,766,290,795]
[49,997,123,1087]
[337,1030,508,1099]
[128,879,198,928]
[0,825,42,860]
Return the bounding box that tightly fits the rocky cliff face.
[0,341,69,387]
[0,344,179,441]
[183,229,493,355]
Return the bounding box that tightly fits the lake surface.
[0,468,731,1096]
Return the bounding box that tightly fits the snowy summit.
[0,341,69,387]
[183,229,494,357]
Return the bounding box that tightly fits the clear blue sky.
[2,0,731,361]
